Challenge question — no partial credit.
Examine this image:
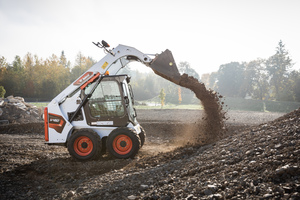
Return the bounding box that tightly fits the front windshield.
[86,80,125,118]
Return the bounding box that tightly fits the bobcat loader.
[44,40,181,161]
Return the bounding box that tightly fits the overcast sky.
[0,0,299,76]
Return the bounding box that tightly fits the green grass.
[29,102,49,108]
[135,104,203,110]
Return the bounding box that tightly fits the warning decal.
[101,62,109,69]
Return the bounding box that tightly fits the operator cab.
[82,74,137,127]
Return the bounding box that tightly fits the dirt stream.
[177,74,225,143]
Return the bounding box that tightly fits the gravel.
[1,109,299,200]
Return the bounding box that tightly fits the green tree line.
[201,40,300,102]
[0,51,96,100]
[0,51,198,104]
[1,40,299,104]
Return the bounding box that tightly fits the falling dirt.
[177,73,226,144]
[152,69,226,145]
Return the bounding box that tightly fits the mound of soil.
[0,109,298,199]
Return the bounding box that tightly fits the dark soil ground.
[0,109,299,200]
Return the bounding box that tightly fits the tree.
[216,62,246,97]
[178,61,200,80]
[266,40,293,100]
[12,56,23,72]
[0,86,5,98]
[159,88,166,108]
[12,56,25,96]
[0,56,25,96]
[243,59,269,100]
[0,56,7,68]
[294,71,300,102]
[23,53,36,97]
[178,87,182,104]
[59,51,69,68]
[71,53,96,82]
[281,70,300,102]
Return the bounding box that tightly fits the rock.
[221,149,226,155]
[291,192,300,199]
[140,184,149,190]
[6,95,14,99]
[263,193,273,199]
[15,102,27,110]
[8,98,20,103]
[161,195,172,200]
[275,165,299,175]
[185,194,197,200]
[67,191,75,198]
[127,195,137,200]
[245,150,252,155]
[232,171,239,176]
[204,188,213,195]
[76,187,84,193]
[15,96,24,102]
[209,193,223,200]
[249,160,256,164]
[207,184,218,193]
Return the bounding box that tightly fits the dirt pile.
[178,74,226,143]
[0,109,298,199]
[0,96,42,125]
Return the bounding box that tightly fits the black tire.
[107,127,141,159]
[139,126,146,147]
[67,129,102,161]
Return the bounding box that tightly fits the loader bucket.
[149,49,181,84]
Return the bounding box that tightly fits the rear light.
[44,107,49,141]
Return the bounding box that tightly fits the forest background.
[1,40,300,112]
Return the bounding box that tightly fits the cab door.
[83,76,129,127]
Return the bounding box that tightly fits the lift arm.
[53,41,181,104]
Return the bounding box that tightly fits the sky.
[0,0,300,76]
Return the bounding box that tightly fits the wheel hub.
[120,141,127,147]
[81,142,88,149]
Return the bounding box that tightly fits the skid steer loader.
[44,40,181,161]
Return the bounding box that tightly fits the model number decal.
[48,113,66,133]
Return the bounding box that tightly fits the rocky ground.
[0,109,299,200]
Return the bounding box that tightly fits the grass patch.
[135,104,203,110]
[29,102,49,108]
